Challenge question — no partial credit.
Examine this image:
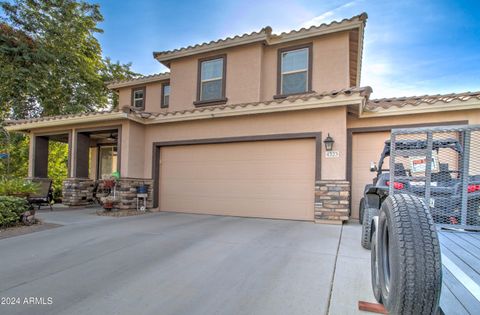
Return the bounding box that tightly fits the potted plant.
[101,196,117,210]
[102,175,115,189]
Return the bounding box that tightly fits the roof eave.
[153,13,367,66]
[153,34,269,66]
[144,94,366,124]
[360,98,480,118]
[5,112,130,132]
[268,18,365,45]
[106,74,170,90]
[355,21,365,87]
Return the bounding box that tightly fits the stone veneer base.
[314,180,350,224]
[62,177,153,210]
[62,178,95,206]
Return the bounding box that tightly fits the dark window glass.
[162,84,170,107]
[282,72,307,95]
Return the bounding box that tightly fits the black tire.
[377,194,442,315]
[361,207,377,249]
[371,230,382,303]
[359,197,365,225]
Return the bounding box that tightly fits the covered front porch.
[23,120,152,210]
[30,126,120,181]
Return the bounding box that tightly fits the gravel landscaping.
[0,220,61,240]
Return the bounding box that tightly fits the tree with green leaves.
[0,0,139,119]
[0,0,139,186]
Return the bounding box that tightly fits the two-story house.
[6,13,480,223]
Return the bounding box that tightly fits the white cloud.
[300,1,359,28]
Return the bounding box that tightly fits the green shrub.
[0,178,39,197]
[0,196,30,227]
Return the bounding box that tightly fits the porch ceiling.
[44,133,69,143]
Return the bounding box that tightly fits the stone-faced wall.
[315,180,350,224]
[113,178,153,210]
[62,178,95,206]
[62,178,153,210]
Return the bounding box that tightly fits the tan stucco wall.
[142,106,347,181]
[118,89,130,109]
[118,81,165,113]
[120,121,145,178]
[261,32,350,100]
[169,43,263,111]
[115,31,351,114]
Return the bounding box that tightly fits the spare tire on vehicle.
[376,194,442,315]
[361,207,377,249]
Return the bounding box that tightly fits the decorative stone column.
[314,180,350,224]
[112,178,153,210]
[62,178,95,206]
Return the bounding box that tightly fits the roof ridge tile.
[153,13,367,61]
[367,90,480,110]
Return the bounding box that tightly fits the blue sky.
[14,0,480,98]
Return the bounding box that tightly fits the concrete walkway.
[0,209,375,315]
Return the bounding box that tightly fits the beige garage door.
[159,139,315,220]
[351,132,390,219]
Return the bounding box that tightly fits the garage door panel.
[160,195,313,220]
[161,160,313,180]
[163,141,309,161]
[351,132,390,219]
[162,179,313,199]
[159,139,315,220]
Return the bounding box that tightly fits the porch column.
[74,132,90,178]
[33,135,49,178]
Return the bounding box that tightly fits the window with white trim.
[280,47,309,95]
[199,57,224,101]
[132,88,145,108]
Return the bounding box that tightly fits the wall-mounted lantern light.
[323,133,334,151]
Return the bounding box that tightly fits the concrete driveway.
[0,209,375,315]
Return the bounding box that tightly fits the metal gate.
[389,125,480,230]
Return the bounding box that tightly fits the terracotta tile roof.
[106,72,170,89]
[153,13,367,64]
[153,28,272,61]
[130,86,372,119]
[366,91,480,111]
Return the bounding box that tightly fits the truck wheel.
[370,230,382,303]
[377,194,442,315]
[361,207,377,249]
[359,198,365,224]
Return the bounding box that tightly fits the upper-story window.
[195,55,227,105]
[277,44,312,96]
[161,83,170,108]
[131,87,146,109]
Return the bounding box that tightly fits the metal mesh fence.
[389,125,480,230]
